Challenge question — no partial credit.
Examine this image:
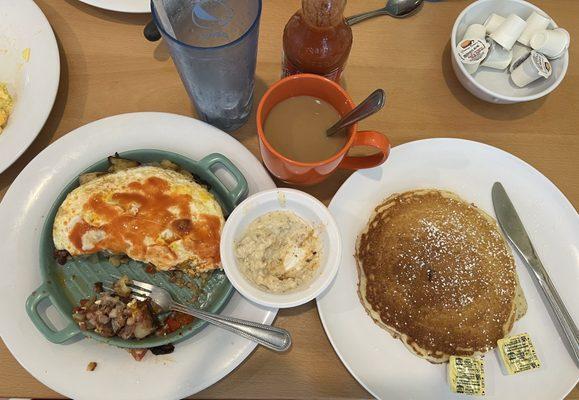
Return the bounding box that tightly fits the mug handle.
[338,131,391,170]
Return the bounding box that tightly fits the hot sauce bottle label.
[448,356,485,396]
[282,54,344,82]
[497,333,541,374]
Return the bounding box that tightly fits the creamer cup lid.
[456,38,489,64]
[509,47,531,72]
[557,28,571,45]
[530,51,552,78]
[530,28,570,59]
[517,11,551,46]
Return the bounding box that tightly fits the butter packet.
[448,356,485,396]
[498,333,541,374]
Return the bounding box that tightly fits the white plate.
[317,138,579,400]
[0,0,60,173]
[0,112,277,400]
[76,0,150,13]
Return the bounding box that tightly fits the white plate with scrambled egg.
[0,0,59,173]
[0,112,277,400]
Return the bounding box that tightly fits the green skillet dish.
[26,149,248,349]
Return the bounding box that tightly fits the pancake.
[53,165,224,275]
[356,189,526,363]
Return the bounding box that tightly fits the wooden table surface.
[0,0,577,398]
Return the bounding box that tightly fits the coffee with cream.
[264,96,345,163]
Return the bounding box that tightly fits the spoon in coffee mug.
[346,0,423,26]
[326,89,385,137]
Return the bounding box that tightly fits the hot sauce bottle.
[282,0,353,82]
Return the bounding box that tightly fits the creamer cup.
[457,24,488,75]
[462,24,486,41]
[491,14,527,51]
[510,44,531,72]
[457,39,489,64]
[484,14,505,35]
[530,28,570,59]
[511,50,552,87]
[517,11,551,46]
[481,39,513,70]
[456,38,489,74]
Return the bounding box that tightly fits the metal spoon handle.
[171,302,292,352]
[327,89,385,136]
[346,9,389,26]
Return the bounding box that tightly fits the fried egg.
[53,166,224,274]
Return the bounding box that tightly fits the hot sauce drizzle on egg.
[68,176,221,269]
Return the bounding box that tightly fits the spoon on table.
[346,0,424,26]
[326,89,385,137]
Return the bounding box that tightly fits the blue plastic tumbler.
[152,0,262,132]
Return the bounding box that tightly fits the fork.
[104,278,292,352]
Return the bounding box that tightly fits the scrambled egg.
[0,83,13,133]
[22,48,30,62]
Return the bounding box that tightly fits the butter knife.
[492,182,579,364]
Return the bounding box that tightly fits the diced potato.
[129,348,148,361]
[107,154,140,172]
[113,275,131,297]
[159,159,179,171]
[178,168,194,180]
[108,255,121,267]
[79,172,106,185]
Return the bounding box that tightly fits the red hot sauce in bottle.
[282,0,353,82]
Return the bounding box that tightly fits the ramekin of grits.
[220,188,341,308]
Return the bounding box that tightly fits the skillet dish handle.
[26,283,82,343]
[199,153,249,210]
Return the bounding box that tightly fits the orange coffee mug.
[256,74,391,186]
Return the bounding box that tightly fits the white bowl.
[220,189,341,308]
[451,0,569,103]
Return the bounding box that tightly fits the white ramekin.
[451,0,568,103]
[220,188,342,309]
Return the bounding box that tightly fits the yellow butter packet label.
[498,333,541,374]
[448,356,485,396]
